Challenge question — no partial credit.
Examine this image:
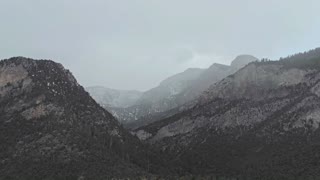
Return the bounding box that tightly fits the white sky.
[1,0,320,91]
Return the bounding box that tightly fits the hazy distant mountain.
[86,86,142,108]
[115,55,258,128]
[137,68,204,105]
[135,48,320,178]
[106,68,203,121]
[230,54,259,71]
[0,57,160,178]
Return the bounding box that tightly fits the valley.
[1,49,320,179]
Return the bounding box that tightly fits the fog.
[0,0,319,91]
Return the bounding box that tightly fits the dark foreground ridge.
[0,57,170,179]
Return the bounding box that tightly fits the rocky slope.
[0,57,165,179]
[176,55,258,106]
[135,48,320,179]
[85,86,142,108]
[119,55,258,129]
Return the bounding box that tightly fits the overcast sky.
[1,0,320,91]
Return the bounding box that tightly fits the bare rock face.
[132,130,152,141]
[136,48,320,178]
[0,63,28,86]
[0,57,149,179]
[203,63,313,101]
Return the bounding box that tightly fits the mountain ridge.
[2,48,320,179]
[133,48,320,178]
[116,55,258,129]
[0,57,158,179]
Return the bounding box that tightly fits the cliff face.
[0,57,147,179]
[135,49,320,178]
[203,63,310,100]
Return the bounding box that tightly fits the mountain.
[3,49,320,179]
[137,68,204,105]
[135,48,320,178]
[85,86,142,108]
[106,68,204,123]
[230,54,259,71]
[0,57,165,179]
[116,55,258,129]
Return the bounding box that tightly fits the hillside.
[120,55,258,129]
[135,48,320,179]
[0,57,159,179]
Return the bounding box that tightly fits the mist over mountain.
[85,86,143,108]
[102,55,258,129]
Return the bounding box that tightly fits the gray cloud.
[0,0,320,90]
